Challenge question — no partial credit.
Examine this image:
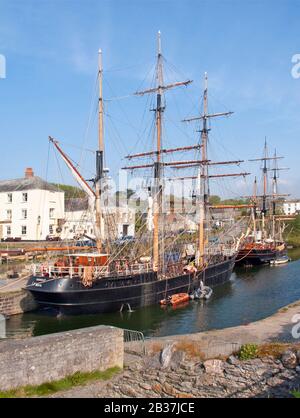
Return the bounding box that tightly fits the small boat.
[192,280,213,300]
[160,293,190,306]
[270,256,291,266]
[199,286,213,300]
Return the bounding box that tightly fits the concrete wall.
[0,325,123,391]
[0,290,37,316]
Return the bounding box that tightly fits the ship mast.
[252,176,257,240]
[272,149,278,242]
[152,31,163,272]
[183,74,233,268]
[124,32,192,273]
[95,49,104,253]
[248,141,288,243]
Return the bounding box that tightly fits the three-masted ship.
[26,34,240,314]
[236,141,288,266]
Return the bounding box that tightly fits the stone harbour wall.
[0,290,37,316]
[0,325,124,391]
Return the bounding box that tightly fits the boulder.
[227,355,238,365]
[170,350,185,370]
[281,350,297,369]
[160,343,175,369]
[203,359,224,375]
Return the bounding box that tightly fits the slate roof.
[0,176,62,193]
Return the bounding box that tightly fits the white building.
[0,168,64,241]
[282,200,300,215]
[61,198,94,240]
[61,197,135,240]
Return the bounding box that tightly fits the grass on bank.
[284,214,300,247]
[237,342,300,361]
[0,366,121,398]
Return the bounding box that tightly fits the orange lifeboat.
[160,293,190,306]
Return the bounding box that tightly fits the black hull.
[26,257,235,314]
[235,248,287,266]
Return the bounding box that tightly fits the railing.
[206,245,236,257]
[30,262,153,279]
[203,339,241,358]
[123,328,146,356]
[31,264,110,278]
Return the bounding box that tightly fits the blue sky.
[0,0,300,199]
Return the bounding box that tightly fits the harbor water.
[3,249,300,339]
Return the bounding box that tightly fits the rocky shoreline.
[52,343,300,398]
[51,299,300,398]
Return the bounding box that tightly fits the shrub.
[238,344,258,360]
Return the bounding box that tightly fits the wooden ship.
[236,140,288,266]
[26,33,245,314]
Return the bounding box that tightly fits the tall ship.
[236,141,288,266]
[26,33,243,314]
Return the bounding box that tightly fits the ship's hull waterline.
[235,247,287,266]
[26,257,235,314]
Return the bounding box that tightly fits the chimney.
[25,168,34,178]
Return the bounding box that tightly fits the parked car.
[115,235,135,245]
[46,235,61,241]
[1,237,21,242]
[75,239,96,247]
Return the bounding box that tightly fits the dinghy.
[270,255,291,266]
[160,293,190,306]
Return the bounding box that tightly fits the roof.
[65,197,89,212]
[0,176,62,193]
[283,199,300,204]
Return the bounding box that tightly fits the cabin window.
[22,209,27,219]
[22,192,28,202]
[6,209,12,220]
[21,225,27,235]
[7,193,12,203]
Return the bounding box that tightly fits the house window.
[7,193,12,203]
[6,209,12,220]
[22,192,28,202]
[49,208,55,219]
[22,209,27,219]
[21,226,27,235]
[37,216,41,225]
[49,225,53,234]
[6,226,11,236]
